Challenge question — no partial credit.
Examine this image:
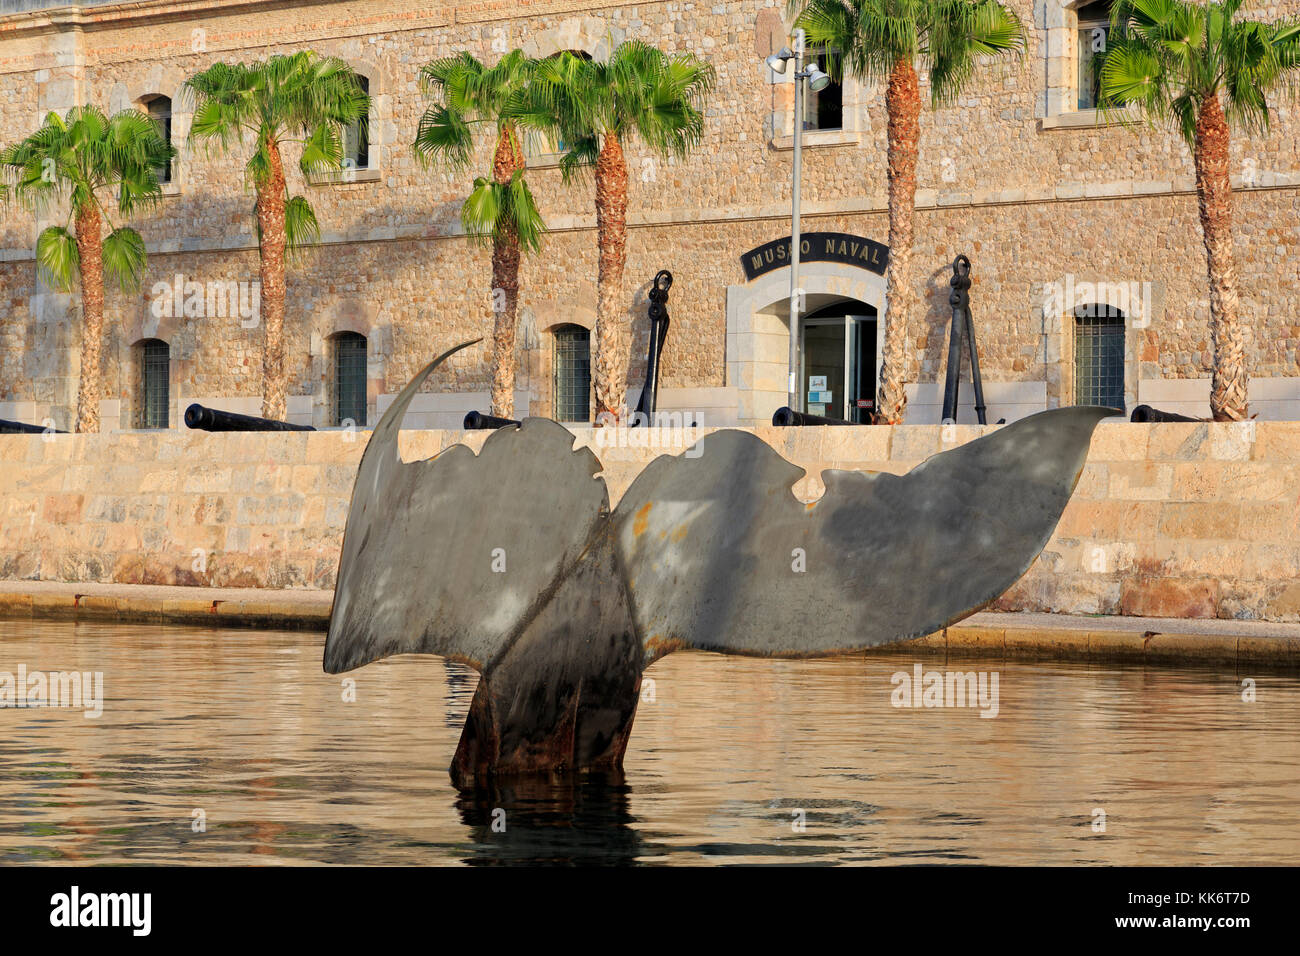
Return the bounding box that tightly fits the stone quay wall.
[3,0,1300,429]
[1,419,1299,621]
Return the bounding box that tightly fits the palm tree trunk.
[876,57,920,425]
[489,125,523,419]
[593,130,629,424]
[257,135,288,422]
[1194,93,1247,421]
[74,205,104,434]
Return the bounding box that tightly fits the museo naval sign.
[740,232,889,281]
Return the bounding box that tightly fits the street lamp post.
[767,29,830,414]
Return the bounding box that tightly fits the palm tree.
[1099,0,1300,421]
[414,50,545,420]
[518,42,716,423]
[792,0,1025,424]
[0,106,173,433]
[184,51,368,421]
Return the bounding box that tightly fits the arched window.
[140,95,173,183]
[1074,305,1125,410]
[331,331,367,426]
[137,338,170,429]
[553,325,590,423]
[343,75,370,171]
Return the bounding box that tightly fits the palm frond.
[102,226,148,292]
[186,51,367,190]
[1103,0,1300,148]
[283,194,320,255]
[35,225,79,291]
[299,121,343,177]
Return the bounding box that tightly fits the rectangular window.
[1077,2,1112,110]
[343,76,370,171]
[145,97,172,184]
[803,47,843,132]
[1074,311,1125,410]
[554,327,591,423]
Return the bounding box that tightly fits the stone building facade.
[0,0,1298,430]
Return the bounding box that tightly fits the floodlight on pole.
[766,47,794,75]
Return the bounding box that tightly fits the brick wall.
[1,419,1298,620]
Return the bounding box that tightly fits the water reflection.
[0,620,1298,865]
[455,773,645,866]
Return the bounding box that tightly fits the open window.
[802,46,843,132]
[342,75,370,172]
[1076,0,1112,111]
[140,95,173,184]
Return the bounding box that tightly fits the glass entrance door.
[801,313,876,423]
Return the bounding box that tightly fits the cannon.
[772,406,855,427]
[184,403,315,432]
[464,410,519,430]
[1130,404,1201,423]
[0,419,65,434]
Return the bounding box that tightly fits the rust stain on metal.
[632,501,653,537]
[645,634,689,662]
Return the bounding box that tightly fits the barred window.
[331,332,367,427]
[1074,306,1125,410]
[553,325,590,423]
[138,338,169,429]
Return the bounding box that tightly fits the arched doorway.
[726,260,888,426]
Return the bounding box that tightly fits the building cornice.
[0,0,641,37]
[0,1,342,37]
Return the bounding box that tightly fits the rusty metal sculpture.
[324,340,1115,788]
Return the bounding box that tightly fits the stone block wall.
[2,0,1300,429]
[1,419,1299,621]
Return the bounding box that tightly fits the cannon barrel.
[463,410,520,430]
[0,419,65,434]
[1130,404,1201,423]
[772,406,855,427]
[184,403,315,432]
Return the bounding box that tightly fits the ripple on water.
[0,620,1298,865]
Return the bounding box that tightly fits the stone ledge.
[1,581,1296,668]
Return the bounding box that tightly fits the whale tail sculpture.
[324,340,1116,788]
